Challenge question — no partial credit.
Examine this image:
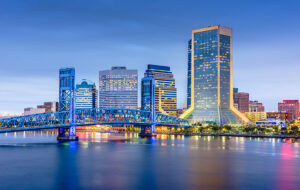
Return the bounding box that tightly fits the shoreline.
[77,130,300,139]
[156,132,300,139]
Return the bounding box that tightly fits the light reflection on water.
[0,131,299,190]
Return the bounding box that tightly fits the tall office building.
[278,100,299,120]
[142,64,177,116]
[99,67,138,109]
[238,92,249,112]
[181,25,248,124]
[75,79,98,109]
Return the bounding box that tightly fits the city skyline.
[1,0,300,114]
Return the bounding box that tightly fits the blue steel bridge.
[0,68,189,140]
[0,108,189,133]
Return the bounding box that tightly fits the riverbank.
[77,130,300,139]
[157,132,300,139]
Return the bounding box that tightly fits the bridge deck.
[0,108,190,133]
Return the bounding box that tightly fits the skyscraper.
[99,67,138,109]
[75,79,97,109]
[142,64,177,116]
[238,92,249,112]
[181,25,248,124]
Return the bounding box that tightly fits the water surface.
[0,131,299,190]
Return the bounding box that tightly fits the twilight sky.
[0,0,300,114]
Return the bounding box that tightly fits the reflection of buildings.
[75,79,97,109]
[99,67,138,109]
[278,100,299,120]
[142,64,177,116]
[182,25,248,124]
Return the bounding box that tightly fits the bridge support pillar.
[58,68,79,141]
[57,126,78,141]
[139,124,156,137]
[140,77,156,137]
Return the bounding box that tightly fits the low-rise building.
[278,100,299,120]
[245,112,267,123]
[249,100,265,112]
[37,102,58,112]
[256,119,285,128]
[24,107,46,115]
[267,112,293,121]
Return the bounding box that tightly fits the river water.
[0,131,299,190]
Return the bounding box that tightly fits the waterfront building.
[37,102,58,112]
[238,92,249,113]
[278,100,299,120]
[75,79,97,109]
[249,100,264,112]
[255,119,285,128]
[99,67,138,109]
[181,25,248,124]
[142,64,177,116]
[245,112,267,123]
[266,112,293,121]
[24,107,45,115]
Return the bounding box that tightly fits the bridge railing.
[156,113,190,127]
[0,111,70,132]
[75,108,152,125]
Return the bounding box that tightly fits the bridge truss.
[0,108,190,133]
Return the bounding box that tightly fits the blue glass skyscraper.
[181,26,249,124]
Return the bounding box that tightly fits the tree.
[257,127,265,134]
[291,126,299,135]
[198,127,204,133]
[281,127,287,135]
[223,125,232,132]
[209,124,220,133]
